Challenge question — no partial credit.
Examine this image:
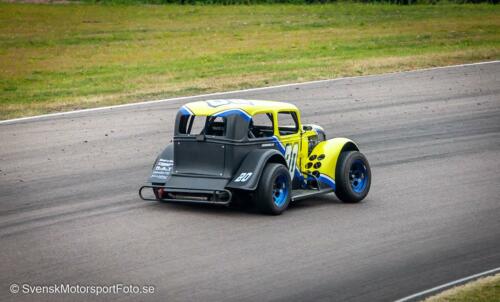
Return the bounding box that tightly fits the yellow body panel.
[301,138,357,181]
[184,99,298,116]
[271,107,302,177]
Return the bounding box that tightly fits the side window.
[248,113,274,139]
[278,112,299,136]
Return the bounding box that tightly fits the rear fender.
[226,149,287,191]
[303,138,359,190]
[148,143,174,184]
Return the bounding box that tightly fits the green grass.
[0,3,499,119]
[424,273,500,302]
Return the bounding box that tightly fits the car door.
[275,110,301,179]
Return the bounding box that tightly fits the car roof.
[183,99,298,116]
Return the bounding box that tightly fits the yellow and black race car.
[139,99,371,215]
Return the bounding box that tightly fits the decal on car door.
[284,143,299,178]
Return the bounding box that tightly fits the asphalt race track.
[1,62,499,302]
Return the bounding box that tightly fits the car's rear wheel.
[254,163,291,215]
[335,151,371,203]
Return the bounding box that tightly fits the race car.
[139,99,371,215]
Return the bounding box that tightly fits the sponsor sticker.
[151,159,174,179]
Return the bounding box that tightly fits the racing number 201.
[284,143,299,177]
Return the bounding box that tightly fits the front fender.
[226,148,286,191]
[305,138,359,189]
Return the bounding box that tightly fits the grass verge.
[424,273,500,302]
[0,3,499,120]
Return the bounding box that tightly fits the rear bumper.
[139,185,232,205]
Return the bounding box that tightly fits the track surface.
[1,63,499,302]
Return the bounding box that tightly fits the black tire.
[253,163,291,215]
[335,151,371,203]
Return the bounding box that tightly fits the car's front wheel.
[254,163,291,215]
[335,151,371,203]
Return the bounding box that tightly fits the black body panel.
[148,144,174,183]
[226,148,287,191]
[174,140,225,176]
[164,174,229,191]
[145,108,291,204]
[148,136,288,193]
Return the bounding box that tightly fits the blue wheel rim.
[349,159,368,193]
[273,174,289,207]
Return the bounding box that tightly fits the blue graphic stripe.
[271,136,286,154]
[272,135,335,190]
[179,106,193,116]
[271,136,304,183]
[318,174,336,190]
[214,109,251,121]
[294,168,304,183]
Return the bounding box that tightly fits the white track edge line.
[394,266,500,302]
[1,60,498,125]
